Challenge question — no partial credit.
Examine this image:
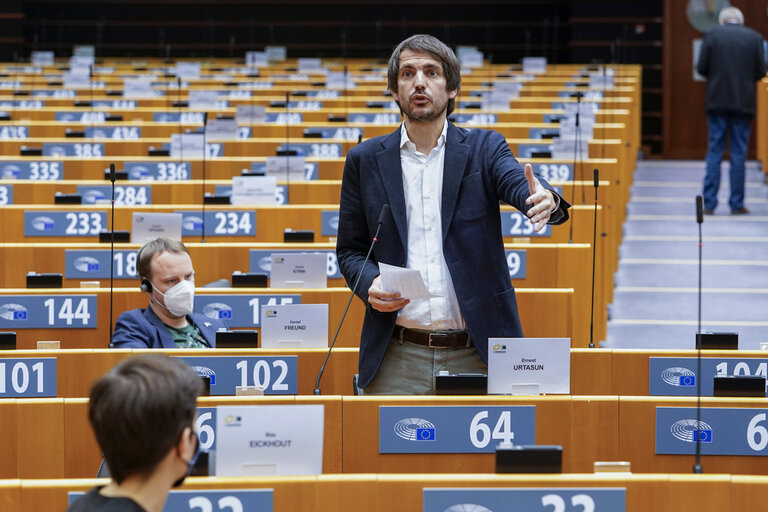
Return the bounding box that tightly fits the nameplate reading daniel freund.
[285,320,306,331]
[514,358,544,371]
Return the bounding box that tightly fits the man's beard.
[400,94,449,122]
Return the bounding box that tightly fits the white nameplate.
[132,212,183,244]
[236,105,266,124]
[297,58,322,73]
[231,175,277,206]
[270,252,327,289]
[123,78,154,98]
[487,337,571,395]
[522,56,547,74]
[188,89,218,109]
[215,404,324,476]
[265,46,287,61]
[171,133,204,159]
[176,61,201,79]
[260,303,328,348]
[245,51,269,67]
[265,156,306,181]
[205,118,238,140]
[31,51,54,66]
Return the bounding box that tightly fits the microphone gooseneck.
[588,168,599,348]
[108,163,116,348]
[314,204,390,395]
[693,194,704,474]
[201,111,208,243]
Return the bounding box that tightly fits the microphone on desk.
[314,204,390,395]
[108,163,116,348]
[588,168,599,349]
[201,111,208,243]
[693,195,704,474]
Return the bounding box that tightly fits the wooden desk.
[0,287,573,350]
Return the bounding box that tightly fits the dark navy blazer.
[111,306,226,349]
[336,122,570,388]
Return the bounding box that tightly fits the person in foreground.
[66,354,203,512]
[111,238,226,348]
[336,34,570,395]
[696,6,766,215]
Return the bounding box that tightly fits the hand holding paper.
[378,263,439,300]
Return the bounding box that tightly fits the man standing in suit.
[111,238,226,348]
[337,34,570,394]
[697,6,766,215]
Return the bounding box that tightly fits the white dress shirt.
[395,121,466,331]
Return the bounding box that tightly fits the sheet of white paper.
[378,262,439,300]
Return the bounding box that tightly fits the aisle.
[605,160,768,349]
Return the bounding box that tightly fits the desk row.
[2,395,768,479]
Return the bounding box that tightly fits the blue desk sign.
[501,212,551,237]
[505,250,527,279]
[78,184,152,205]
[153,111,205,124]
[237,126,252,139]
[0,161,64,180]
[284,100,322,110]
[194,294,300,327]
[321,210,339,236]
[0,295,97,328]
[125,161,190,181]
[516,143,551,159]
[649,357,768,397]
[348,112,400,125]
[535,163,573,182]
[33,89,73,98]
[379,405,535,454]
[84,126,141,140]
[424,488,626,512]
[65,249,139,279]
[179,356,298,395]
[54,111,107,124]
[0,184,13,205]
[656,406,768,456]
[0,99,44,109]
[276,142,342,158]
[452,113,498,125]
[195,406,217,451]
[251,161,318,180]
[250,250,342,279]
[69,489,274,511]
[24,211,107,237]
[543,114,563,123]
[0,358,56,397]
[265,112,303,124]
[306,126,363,140]
[177,210,256,237]
[92,99,137,110]
[0,126,28,139]
[304,90,340,98]
[43,142,104,157]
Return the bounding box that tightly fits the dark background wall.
[6,0,764,159]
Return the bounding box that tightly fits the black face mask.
[172,432,200,488]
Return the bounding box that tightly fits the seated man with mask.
[66,354,203,511]
[111,238,226,348]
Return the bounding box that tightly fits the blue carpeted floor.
[605,160,768,350]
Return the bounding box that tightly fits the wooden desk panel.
[0,287,572,350]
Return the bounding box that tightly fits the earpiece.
[140,279,152,293]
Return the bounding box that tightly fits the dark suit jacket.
[111,306,226,348]
[696,23,766,116]
[336,122,570,388]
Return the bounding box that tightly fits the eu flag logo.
[694,429,712,443]
[87,263,100,271]
[219,310,233,319]
[679,375,695,386]
[13,311,27,320]
[416,428,435,441]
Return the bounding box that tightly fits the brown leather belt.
[396,326,472,349]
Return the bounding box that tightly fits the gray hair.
[719,7,744,25]
[387,34,462,116]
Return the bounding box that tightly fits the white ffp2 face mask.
[153,279,195,317]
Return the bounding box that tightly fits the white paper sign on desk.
[124,78,154,99]
[487,337,571,395]
[270,253,327,288]
[231,176,276,206]
[378,262,435,300]
[188,89,218,109]
[170,133,204,159]
[205,118,238,140]
[260,303,328,348]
